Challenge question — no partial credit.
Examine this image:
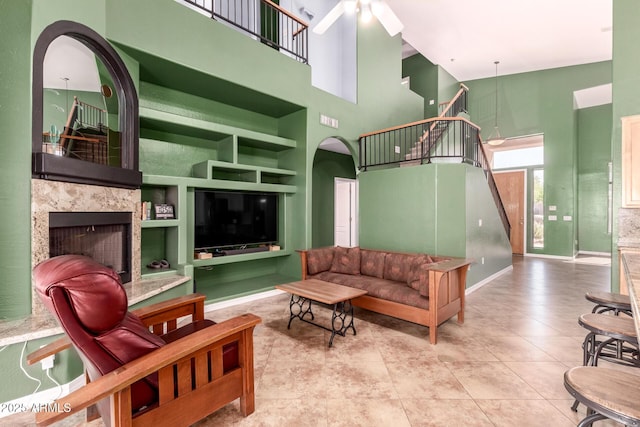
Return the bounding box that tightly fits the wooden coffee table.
[275,279,368,347]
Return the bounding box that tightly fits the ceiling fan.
[313,0,403,37]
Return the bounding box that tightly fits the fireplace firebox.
[49,212,132,283]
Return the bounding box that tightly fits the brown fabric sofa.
[297,247,472,344]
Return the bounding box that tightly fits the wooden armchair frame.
[27,293,261,427]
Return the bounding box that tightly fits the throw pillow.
[330,246,361,275]
[360,250,386,278]
[407,254,433,294]
[383,253,414,282]
[307,247,336,275]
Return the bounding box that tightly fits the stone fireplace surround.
[0,178,191,347]
[31,179,142,317]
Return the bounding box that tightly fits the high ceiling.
[392,0,613,81]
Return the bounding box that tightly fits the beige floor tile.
[402,399,494,427]
[475,399,574,427]
[195,398,329,427]
[323,359,398,399]
[256,359,328,399]
[522,335,585,363]
[387,359,471,399]
[504,361,573,400]
[326,399,410,427]
[447,361,543,399]
[547,399,626,426]
[482,335,556,362]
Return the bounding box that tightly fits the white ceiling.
[43,36,102,92]
[392,0,613,81]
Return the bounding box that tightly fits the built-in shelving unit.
[138,106,299,300]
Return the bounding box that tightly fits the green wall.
[438,66,460,108]
[611,0,640,291]
[312,148,357,247]
[401,55,461,119]
[358,163,511,285]
[402,54,438,118]
[577,104,612,253]
[464,62,612,257]
[0,0,33,320]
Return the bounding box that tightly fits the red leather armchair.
[29,255,260,426]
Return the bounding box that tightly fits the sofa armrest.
[429,257,473,273]
[296,249,309,280]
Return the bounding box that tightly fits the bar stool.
[565,366,640,427]
[585,291,633,317]
[578,313,639,368]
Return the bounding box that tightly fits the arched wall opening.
[311,137,357,248]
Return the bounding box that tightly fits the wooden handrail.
[263,0,308,27]
[43,132,101,144]
[359,116,479,139]
[360,83,470,139]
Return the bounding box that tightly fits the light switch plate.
[548,215,557,221]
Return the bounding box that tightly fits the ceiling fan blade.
[373,1,404,37]
[313,1,346,35]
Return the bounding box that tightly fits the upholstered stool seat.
[565,366,640,427]
[585,291,633,317]
[578,313,639,367]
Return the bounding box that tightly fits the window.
[533,169,544,248]
[493,146,544,169]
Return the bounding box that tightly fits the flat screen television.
[194,190,278,250]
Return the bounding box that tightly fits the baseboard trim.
[524,253,573,260]
[203,289,285,313]
[577,251,611,257]
[466,265,513,295]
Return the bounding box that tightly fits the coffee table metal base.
[286,294,357,347]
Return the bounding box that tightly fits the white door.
[334,178,357,247]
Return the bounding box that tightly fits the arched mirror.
[42,36,119,165]
[33,20,141,188]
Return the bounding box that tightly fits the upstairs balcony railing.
[358,85,511,238]
[181,0,308,64]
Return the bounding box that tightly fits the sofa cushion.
[383,253,416,283]
[407,254,433,290]
[360,250,386,278]
[307,247,335,275]
[330,246,361,275]
[312,272,429,309]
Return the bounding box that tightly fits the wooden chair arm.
[133,293,207,327]
[26,336,72,366]
[35,313,261,426]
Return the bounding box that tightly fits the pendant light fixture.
[486,61,506,146]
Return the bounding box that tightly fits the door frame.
[334,177,358,247]
[494,168,528,255]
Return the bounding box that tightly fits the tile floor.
[5,255,631,426]
[194,255,628,427]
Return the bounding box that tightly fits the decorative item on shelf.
[154,203,175,220]
[141,201,152,220]
[195,251,213,260]
[269,245,281,251]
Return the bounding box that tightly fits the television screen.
[194,190,278,250]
